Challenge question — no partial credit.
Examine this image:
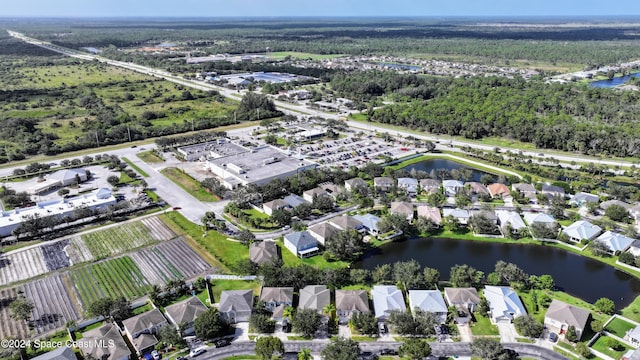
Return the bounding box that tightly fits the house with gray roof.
[335,290,370,324]
[372,285,406,320]
[442,208,470,225]
[443,180,464,196]
[397,177,418,196]
[523,212,556,226]
[542,184,566,199]
[283,194,306,208]
[219,290,254,323]
[329,215,364,232]
[496,210,527,231]
[35,168,88,194]
[544,300,591,341]
[164,296,208,335]
[284,231,319,258]
[562,220,602,243]
[122,308,167,355]
[344,177,368,192]
[260,287,294,312]
[601,199,631,210]
[81,323,131,360]
[298,285,331,315]
[390,201,414,221]
[250,240,279,265]
[420,178,441,194]
[353,213,382,236]
[408,290,448,324]
[320,183,344,199]
[444,287,480,324]
[470,210,498,224]
[595,231,635,254]
[307,222,339,245]
[374,177,395,192]
[417,205,442,225]
[512,183,537,203]
[484,286,527,323]
[32,346,77,360]
[626,326,640,347]
[570,192,599,208]
[263,199,291,216]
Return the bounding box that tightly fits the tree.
[591,319,604,333]
[605,204,629,222]
[469,214,499,235]
[236,229,256,247]
[442,215,462,233]
[387,309,437,336]
[87,298,114,319]
[298,348,312,360]
[513,315,544,338]
[594,297,615,315]
[565,325,578,343]
[110,297,133,322]
[530,274,555,290]
[575,342,592,358]
[372,264,392,283]
[9,297,34,322]
[393,260,422,290]
[399,338,432,360]
[107,175,120,187]
[349,269,370,284]
[321,337,360,360]
[450,264,484,288]
[471,338,504,360]
[378,213,410,234]
[292,308,321,339]
[423,267,440,289]
[250,313,276,333]
[271,209,292,227]
[416,216,439,235]
[194,308,231,340]
[255,336,284,360]
[494,260,529,287]
[159,324,186,348]
[325,229,366,262]
[619,251,636,265]
[349,312,378,336]
[590,240,611,257]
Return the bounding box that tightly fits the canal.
[355,237,640,308]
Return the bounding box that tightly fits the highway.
[8,29,635,171]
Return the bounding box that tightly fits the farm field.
[22,274,82,336]
[0,287,30,340]
[0,242,50,286]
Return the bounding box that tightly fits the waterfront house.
[523,212,556,226]
[416,205,442,226]
[328,215,364,232]
[483,286,527,323]
[562,220,602,243]
[495,210,527,232]
[390,201,414,222]
[442,208,470,225]
[408,290,448,324]
[420,178,441,194]
[595,231,635,254]
[372,285,406,320]
[307,222,339,245]
[544,300,590,341]
[353,213,382,236]
[284,231,320,258]
[444,287,480,324]
[335,290,370,324]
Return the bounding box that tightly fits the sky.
[3,0,640,18]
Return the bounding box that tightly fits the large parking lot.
[301,137,412,169]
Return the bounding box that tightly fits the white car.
[151,350,161,359]
[189,347,206,357]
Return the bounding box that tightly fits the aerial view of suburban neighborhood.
[5,2,640,360]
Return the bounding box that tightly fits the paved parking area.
[497,322,518,343]
[300,137,410,169]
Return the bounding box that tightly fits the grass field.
[470,313,499,336]
[591,334,632,359]
[605,317,636,338]
[160,167,219,202]
[210,279,261,303]
[137,150,164,163]
[80,222,159,259]
[277,239,349,269]
[122,157,149,177]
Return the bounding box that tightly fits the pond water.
[590,73,640,88]
[378,62,421,71]
[355,237,640,308]
[401,158,491,182]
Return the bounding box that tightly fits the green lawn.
[605,317,636,338]
[122,157,149,177]
[137,150,164,163]
[210,280,261,303]
[160,167,219,202]
[277,240,349,269]
[591,334,633,359]
[470,313,499,336]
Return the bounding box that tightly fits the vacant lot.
[160,167,219,202]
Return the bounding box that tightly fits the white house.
[523,212,556,226]
[408,290,448,324]
[353,213,382,236]
[442,208,470,225]
[495,210,527,231]
[443,180,464,196]
[595,231,635,254]
[372,285,406,320]
[397,177,418,196]
[562,220,602,243]
[483,286,526,323]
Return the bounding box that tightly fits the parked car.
[378,322,387,334]
[189,347,206,357]
[549,332,558,342]
[215,338,231,348]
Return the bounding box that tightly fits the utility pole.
[191,119,195,132]
[95,131,99,146]
[127,126,131,142]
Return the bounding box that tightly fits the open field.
[23,274,82,335]
[160,167,219,202]
[137,150,164,163]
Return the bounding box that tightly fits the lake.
[355,237,640,308]
[401,158,491,182]
[590,73,640,88]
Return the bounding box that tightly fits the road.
[198,341,567,360]
[9,29,636,171]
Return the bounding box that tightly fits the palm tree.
[323,303,337,323]
[298,348,312,360]
[283,306,295,321]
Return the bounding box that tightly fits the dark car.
[215,338,231,348]
[379,348,398,355]
[500,348,519,359]
[549,332,558,342]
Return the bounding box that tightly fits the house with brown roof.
[307,222,339,245]
[544,300,591,340]
[122,308,167,355]
[164,296,209,335]
[374,177,395,192]
[390,201,414,221]
[262,199,291,216]
[320,183,344,199]
[416,205,442,226]
[444,287,480,324]
[419,179,441,194]
[260,287,294,312]
[250,240,279,265]
[345,178,368,192]
[81,323,131,360]
[303,187,330,203]
[487,183,511,198]
[328,215,364,232]
[335,290,370,324]
[466,182,490,196]
[219,290,254,323]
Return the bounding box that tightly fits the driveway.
[497,322,518,343]
[457,323,473,342]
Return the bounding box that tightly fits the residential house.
[523,212,557,227]
[328,215,364,232]
[544,300,591,340]
[622,349,640,360]
[483,286,527,323]
[260,287,294,312]
[374,177,395,192]
[303,187,330,203]
[31,346,77,360]
[542,184,566,199]
[164,296,209,336]
[631,203,640,227]
[420,179,441,194]
[601,199,631,211]
[298,285,331,316]
[562,220,602,243]
[397,177,419,196]
[569,192,599,208]
[82,323,131,360]
[307,222,339,245]
[249,240,279,265]
[442,208,471,225]
[320,182,344,199]
[353,213,382,236]
[443,180,464,196]
[390,201,414,222]
[470,210,498,224]
[416,205,442,226]
[263,199,291,216]
[219,290,254,323]
[595,231,635,254]
[628,240,640,257]
[283,194,306,208]
[122,308,168,355]
[372,285,406,320]
[626,326,640,347]
[344,177,368,192]
[466,182,490,197]
[444,287,480,324]
[284,231,320,258]
[495,210,527,232]
[335,290,370,324]
[408,290,448,324]
[487,183,511,198]
[512,183,537,203]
